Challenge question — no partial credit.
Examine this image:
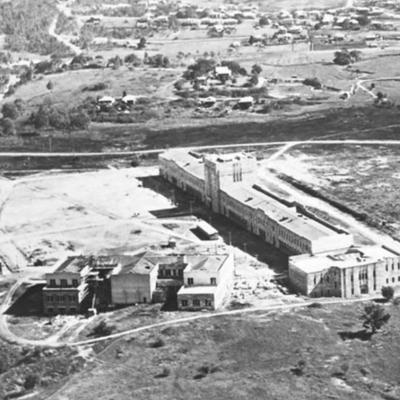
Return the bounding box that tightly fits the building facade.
[177,252,234,310]
[159,150,353,257]
[43,256,92,315]
[289,246,400,298]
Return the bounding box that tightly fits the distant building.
[289,246,400,298]
[215,66,232,82]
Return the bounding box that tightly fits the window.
[50,279,56,287]
[181,300,188,307]
[72,279,78,287]
[210,277,217,285]
[193,299,200,307]
[392,277,395,283]
[188,278,194,285]
[387,278,389,284]
[386,265,388,272]
[205,299,212,307]
[60,279,67,287]
[166,270,171,277]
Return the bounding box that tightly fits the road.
[4,139,400,158]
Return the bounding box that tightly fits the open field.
[270,143,400,240]
[45,301,400,400]
[7,67,181,110]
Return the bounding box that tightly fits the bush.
[23,373,39,390]
[90,320,114,337]
[154,367,170,378]
[382,286,394,301]
[303,78,322,90]
[148,337,165,348]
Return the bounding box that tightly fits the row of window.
[159,269,183,278]
[187,277,216,286]
[45,295,78,303]
[46,307,77,314]
[386,276,400,284]
[385,263,400,272]
[48,279,79,288]
[181,298,213,307]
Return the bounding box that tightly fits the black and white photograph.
[0,0,400,398]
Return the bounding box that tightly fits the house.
[43,256,92,315]
[215,66,232,82]
[98,96,115,106]
[122,94,137,106]
[177,253,234,310]
[199,96,217,107]
[237,96,254,110]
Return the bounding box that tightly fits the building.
[159,150,353,256]
[111,253,159,305]
[110,251,234,310]
[177,253,234,310]
[43,256,92,315]
[289,246,400,298]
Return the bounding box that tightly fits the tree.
[69,109,90,130]
[360,303,390,335]
[333,49,362,66]
[33,105,50,129]
[259,16,269,27]
[46,80,54,91]
[251,64,262,75]
[221,60,247,75]
[49,108,70,130]
[183,58,216,80]
[382,286,394,301]
[1,118,16,136]
[138,37,147,50]
[1,102,19,120]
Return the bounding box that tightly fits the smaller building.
[215,66,232,82]
[43,256,92,315]
[178,253,234,310]
[111,253,159,305]
[289,245,400,298]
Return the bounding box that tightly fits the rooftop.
[290,246,400,274]
[117,253,158,275]
[224,185,337,241]
[178,285,218,295]
[161,150,205,180]
[185,254,229,273]
[54,256,90,274]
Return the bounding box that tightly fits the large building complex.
[159,150,353,256]
[159,149,400,299]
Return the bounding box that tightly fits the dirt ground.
[43,301,400,400]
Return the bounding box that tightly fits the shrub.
[303,78,322,90]
[154,367,170,378]
[24,373,39,390]
[90,320,114,337]
[148,337,165,348]
[382,286,394,301]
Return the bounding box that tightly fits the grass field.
[45,301,400,400]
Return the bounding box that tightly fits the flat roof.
[224,185,337,241]
[161,150,204,180]
[54,256,89,274]
[205,152,254,164]
[290,246,399,274]
[185,254,229,273]
[178,285,218,295]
